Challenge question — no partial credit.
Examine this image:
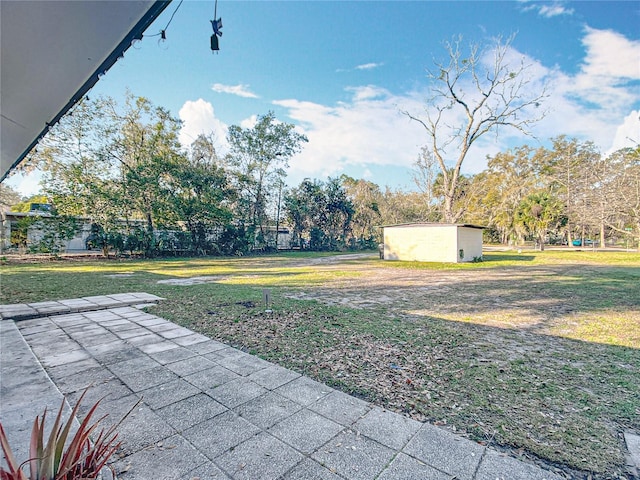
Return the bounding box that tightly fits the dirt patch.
[282,258,638,344]
[157,275,230,286]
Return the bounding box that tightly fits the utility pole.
[275,180,283,250]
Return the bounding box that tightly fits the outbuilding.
[381,223,484,263]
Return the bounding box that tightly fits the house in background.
[0,211,91,253]
[381,223,484,263]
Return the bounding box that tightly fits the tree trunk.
[443,191,456,223]
[600,222,606,249]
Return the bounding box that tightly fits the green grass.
[1,250,639,478]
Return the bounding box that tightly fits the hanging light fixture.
[210,0,222,52]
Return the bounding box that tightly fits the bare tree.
[403,36,547,223]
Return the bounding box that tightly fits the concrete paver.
[275,375,333,406]
[376,453,453,480]
[184,460,231,480]
[353,407,422,450]
[624,432,640,478]
[1,293,566,480]
[247,364,301,390]
[157,393,227,431]
[139,378,200,410]
[236,391,302,429]
[475,450,563,480]
[112,434,210,480]
[281,458,342,479]
[182,411,260,460]
[269,408,343,454]
[311,429,396,480]
[309,389,372,426]
[207,377,269,409]
[184,365,240,391]
[164,355,217,377]
[404,423,485,480]
[216,431,304,480]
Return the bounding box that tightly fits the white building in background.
[381,223,484,263]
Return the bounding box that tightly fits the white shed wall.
[457,227,483,262]
[384,225,458,262]
[383,224,483,263]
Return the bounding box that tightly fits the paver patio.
[0,294,564,479]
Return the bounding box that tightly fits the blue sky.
[7,0,640,196]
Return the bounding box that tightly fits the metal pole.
[275,180,282,250]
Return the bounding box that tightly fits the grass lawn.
[1,250,639,478]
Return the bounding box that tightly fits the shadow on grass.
[289,262,640,344]
[2,252,638,477]
[153,282,638,478]
[480,253,536,262]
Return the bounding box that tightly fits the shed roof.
[380,223,484,230]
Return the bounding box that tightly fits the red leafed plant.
[0,389,139,480]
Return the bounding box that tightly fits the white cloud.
[355,62,384,70]
[538,4,573,18]
[521,2,574,18]
[274,88,427,184]
[346,85,388,101]
[274,27,640,186]
[608,110,640,154]
[531,28,640,148]
[178,99,229,151]
[211,83,259,98]
[240,115,258,129]
[580,27,640,80]
[3,170,42,197]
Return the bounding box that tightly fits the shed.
[381,223,484,263]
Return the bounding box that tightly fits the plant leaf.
[0,424,20,473]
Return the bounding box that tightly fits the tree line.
[2,36,638,255]
[414,138,639,250]
[2,93,638,255]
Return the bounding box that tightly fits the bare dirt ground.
[283,253,629,338]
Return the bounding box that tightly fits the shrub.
[0,389,138,480]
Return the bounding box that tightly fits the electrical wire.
[146,0,184,38]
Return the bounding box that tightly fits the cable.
[146,0,184,39]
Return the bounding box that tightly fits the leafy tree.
[341,175,383,247]
[284,179,325,248]
[378,188,435,225]
[607,146,640,249]
[411,146,441,220]
[465,146,540,244]
[535,136,601,245]
[514,192,566,250]
[9,214,78,254]
[227,112,307,247]
[0,185,22,210]
[104,95,186,251]
[85,223,124,257]
[404,35,546,223]
[34,97,129,243]
[160,135,234,254]
[324,177,354,250]
[38,94,189,257]
[284,177,354,251]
